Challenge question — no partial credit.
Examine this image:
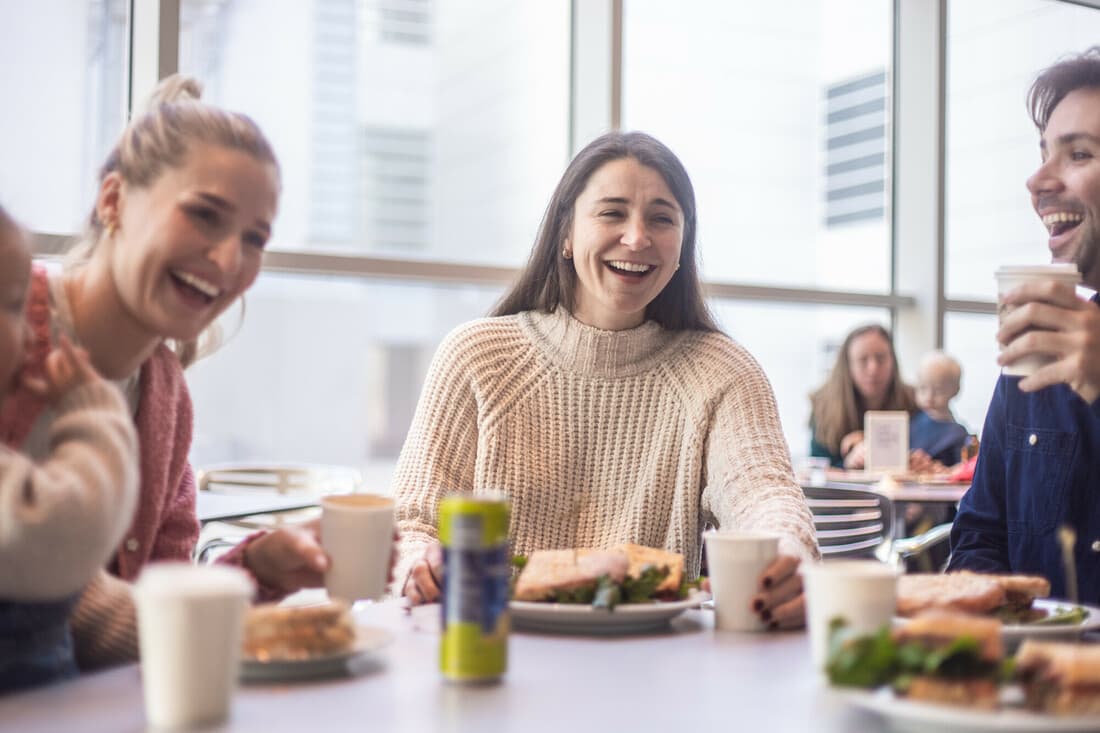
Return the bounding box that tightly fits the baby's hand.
[23,335,102,404]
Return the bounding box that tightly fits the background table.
[0,601,888,732]
[196,492,320,525]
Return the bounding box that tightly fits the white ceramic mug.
[801,560,898,672]
[995,264,1081,376]
[704,530,780,632]
[133,563,254,729]
[321,493,394,602]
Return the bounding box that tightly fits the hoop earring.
[562,248,572,260]
[104,219,118,238]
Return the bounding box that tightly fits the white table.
[196,492,320,524]
[0,602,885,732]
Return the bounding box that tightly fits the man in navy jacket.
[948,48,1100,602]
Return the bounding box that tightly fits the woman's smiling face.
[565,157,684,331]
[101,142,279,343]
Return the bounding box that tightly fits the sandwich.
[243,601,357,661]
[1015,640,1100,716]
[896,573,1006,617]
[512,544,687,605]
[891,612,1005,709]
[512,548,630,602]
[618,543,684,599]
[896,571,1051,620]
[958,571,1051,622]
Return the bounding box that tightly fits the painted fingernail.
[752,598,764,612]
[768,620,779,630]
[763,576,773,589]
[761,609,772,622]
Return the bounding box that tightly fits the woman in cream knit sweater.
[395,131,819,629]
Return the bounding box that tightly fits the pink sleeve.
[217,531,288,603]
[149,462,201,563]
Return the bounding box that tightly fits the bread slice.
[243,601,356,661]
[896,573,1006,617]
[1016,640,1100,714]
[615,543,684,595]
[904,677,999,709]
[513,548,629,601]
[894,611,1004,662]
[956,571,1050,610]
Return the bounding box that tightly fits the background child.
[0,206,138,692]
[910,350,969,466]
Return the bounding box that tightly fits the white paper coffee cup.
[704,530,780,632]
[802,560,897,673]
[134,563,253,729]
[321,493,394,602]
[995,264,1081,376]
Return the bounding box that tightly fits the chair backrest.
[803,485,893,561]
[197,464,362,496]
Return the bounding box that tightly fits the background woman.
[808,324,920,469]
[394,131,818,629]
[0,76,328,669]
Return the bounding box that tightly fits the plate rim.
[509,590,709,630]
[840,685,1100,731]
[894,598,1100,639]
[239,624,393,673]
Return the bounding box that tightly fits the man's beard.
[1075,219,1100,289]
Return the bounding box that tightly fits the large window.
[622,0,893,292]
[187,273,503,481]
[0,0,128,233]
[944,0,1100,430]
[178,0,571,265]
[709,301,889,462]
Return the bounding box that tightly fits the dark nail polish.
[752,598,764,612]
[761,609,772,622]
[768,620,779,630]
[763,576,773,589]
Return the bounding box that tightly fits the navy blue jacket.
[948,336,1100,601]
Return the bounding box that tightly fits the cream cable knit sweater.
[393,308,819,589]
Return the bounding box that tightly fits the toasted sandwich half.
[892,612,1004,709]
[955,571,1051,618]
[896,573,1006,617]
[616,543,684,597]
[1016,640,1100,716]
[512,548,629,602]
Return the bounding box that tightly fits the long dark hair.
[809,324,917,455]
[492,131,718,332]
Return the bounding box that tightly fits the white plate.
[1000,599,1100,643]
[895,599,1100,647]
[239,626,392,682]
[509,592,708,634]
[840,686,1100,733]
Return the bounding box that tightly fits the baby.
[0,206,139,692]
[910,351,969,466]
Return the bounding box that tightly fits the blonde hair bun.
[142,74,204,113]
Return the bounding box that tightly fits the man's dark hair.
[1028,46,1100,131]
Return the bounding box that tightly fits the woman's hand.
[243,524,329,594]
[403,541,444,605]
[841,434,866,470]
[750,555,805,630]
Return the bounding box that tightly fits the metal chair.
[803,484,953,569]
[197,464,362,497]
[804,485,894,561]
[193,463,363,563]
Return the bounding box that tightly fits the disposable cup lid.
[994,264,1081,280]
[134,562,254,599]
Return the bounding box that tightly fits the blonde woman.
[0,76,327,669]
[395,131,819,630]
